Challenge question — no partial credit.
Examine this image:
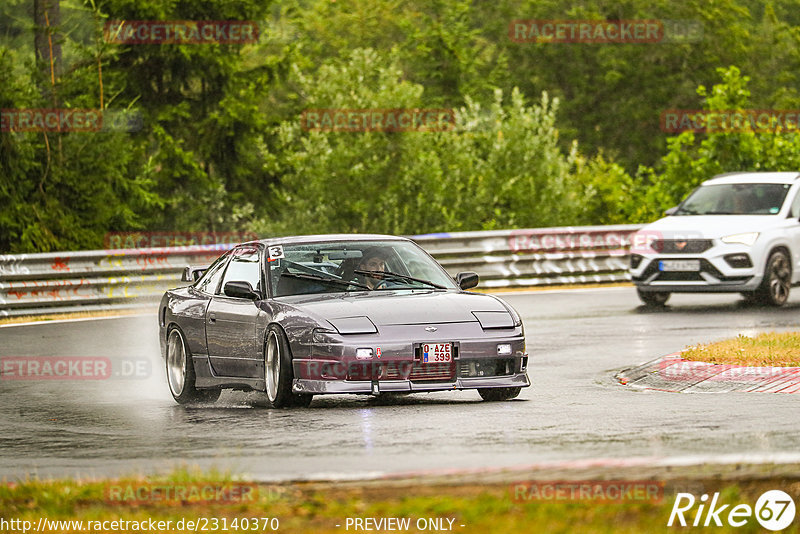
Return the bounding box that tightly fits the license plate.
[422,343,452,363]
[659,260,700,272]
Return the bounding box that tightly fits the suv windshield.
[269,240,457,297]
[675,183,791,215]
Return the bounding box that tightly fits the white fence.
[0,225,642,317]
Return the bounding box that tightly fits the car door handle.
[208,312,216,324]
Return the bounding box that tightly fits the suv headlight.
[721,232,759,246]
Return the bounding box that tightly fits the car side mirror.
[456,271,479,290]
[224,281,260,300]
[664,206,678,216]
[182,266,207,282]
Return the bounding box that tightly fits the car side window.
[220,245,262,296]
[195,252,231,295]
[790,191,800,218]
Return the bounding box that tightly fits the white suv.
[630,172,800,306]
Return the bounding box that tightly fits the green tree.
[636,65,800,222]
[0,15,159,253]
[254,48,630,236]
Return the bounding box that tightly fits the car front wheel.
[264,325,313,408]
[756,250,791,306]
[636,288,670,306]
[478,387,522,401]
[166,327,220,404]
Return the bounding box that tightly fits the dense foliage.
[2,0,800,251]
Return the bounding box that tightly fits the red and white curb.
[616,354,800,394]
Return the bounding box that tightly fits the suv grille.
[632,258,753,284]
[651,239,713,254]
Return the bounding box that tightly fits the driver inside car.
[355,248,394,290]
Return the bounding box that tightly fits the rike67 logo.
[668,490,796,530]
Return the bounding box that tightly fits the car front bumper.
[631,251,763,293]
[292,372,530,394]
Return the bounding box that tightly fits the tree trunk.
[33,0,62,100]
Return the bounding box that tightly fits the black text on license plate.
[422,343,452,363]
[659,260,700,272]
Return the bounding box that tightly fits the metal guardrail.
[0,225,643,317]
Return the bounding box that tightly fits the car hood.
[640,215,782,239]
[278,290,511,327]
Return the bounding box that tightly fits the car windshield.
[674,183,791,215]
[269,240,457,297]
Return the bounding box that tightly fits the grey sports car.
[158,235,530,407]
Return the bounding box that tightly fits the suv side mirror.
[224,281,261,300]
[182,266,207,282]
[456,271,479,290]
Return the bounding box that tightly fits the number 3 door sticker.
[268,245,285,260]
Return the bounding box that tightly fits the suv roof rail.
[709,171,800,180]
[710,171,751,179]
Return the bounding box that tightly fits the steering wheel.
[373,280,388,290]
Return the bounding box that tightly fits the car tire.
[755,250,792,306]
[478,386,522,401]
[264,325,313,408]
[636,288,670,306]
[166,327,221,405]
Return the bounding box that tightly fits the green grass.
[681,331,800,367]
[2,470,799,533]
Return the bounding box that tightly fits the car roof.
[703,171,800,185]
[240,234,412,247]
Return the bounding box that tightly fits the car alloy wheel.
[166,327,220,404]
[263,325,313,408]
[265,330,281,403]
[167,329,187,397]
[765,250,791,306]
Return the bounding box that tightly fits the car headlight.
[312,328,341,344]
[721,232,759,246]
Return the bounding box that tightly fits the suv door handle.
[208,312,216,324]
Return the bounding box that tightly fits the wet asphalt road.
[1,287,799,481]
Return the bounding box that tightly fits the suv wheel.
[756,250,791,306]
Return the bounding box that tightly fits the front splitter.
[292,372,530,394]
